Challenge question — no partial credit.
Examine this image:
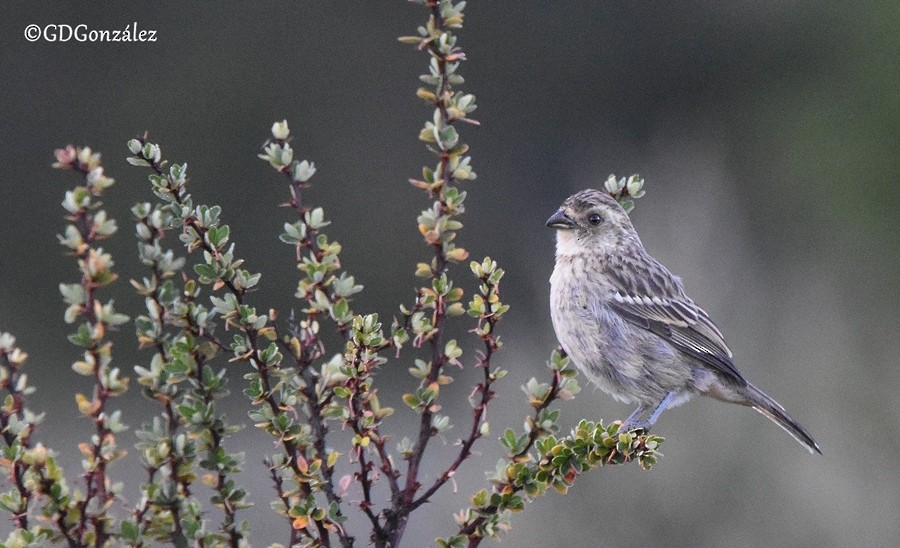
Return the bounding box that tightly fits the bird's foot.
[618,419,651,434]
[619,391,676,434]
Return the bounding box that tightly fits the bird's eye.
[588,213,603,225]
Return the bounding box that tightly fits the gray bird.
[547,188,821,454]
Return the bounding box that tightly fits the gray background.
[1,1,897,546]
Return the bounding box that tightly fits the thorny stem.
[0,349,36,530]
[411,311,499,512]
[279,158,364,546]
[514,368,562,461]
[131,467,161,547]
[61,154,120,547]
[266,458,302,548]
[389,2,461,544]
[37,470,80,547]
[458,367,564,548]
[183,311,243,546]
[362,0,490,543]
[142,152,320,543]
[133,218,189,545]
[138,141,351,546]
[276,139,439,547]
[282,314,357,536]
[133,222,242,546]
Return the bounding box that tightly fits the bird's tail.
[743,383,822,454]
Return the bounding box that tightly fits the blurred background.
[1,1,897,546]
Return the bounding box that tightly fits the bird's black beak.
[546,209,576,229]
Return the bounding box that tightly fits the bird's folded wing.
[605,258,746,385]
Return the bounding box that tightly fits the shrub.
[0,2,659,546]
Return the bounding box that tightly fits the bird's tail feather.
[744,383,822,454]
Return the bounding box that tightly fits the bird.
[546,188,821,454]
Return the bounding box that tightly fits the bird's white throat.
[554,230,584,258]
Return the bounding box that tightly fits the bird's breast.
[549,257,646,403]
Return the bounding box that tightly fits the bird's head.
[546,189,639,256]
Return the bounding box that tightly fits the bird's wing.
[605,255,746,385]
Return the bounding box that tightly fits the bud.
[603,174,622,194]
[292,160,316,183]
[52,145,77,169]
[279,144,293,166]
[271,120,290,140]
[626,175,644,197]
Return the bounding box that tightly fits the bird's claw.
[618,419,650,434]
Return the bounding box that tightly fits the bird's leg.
[620,403,647,432]
[622,391,677,432]
[644,391,677,428]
